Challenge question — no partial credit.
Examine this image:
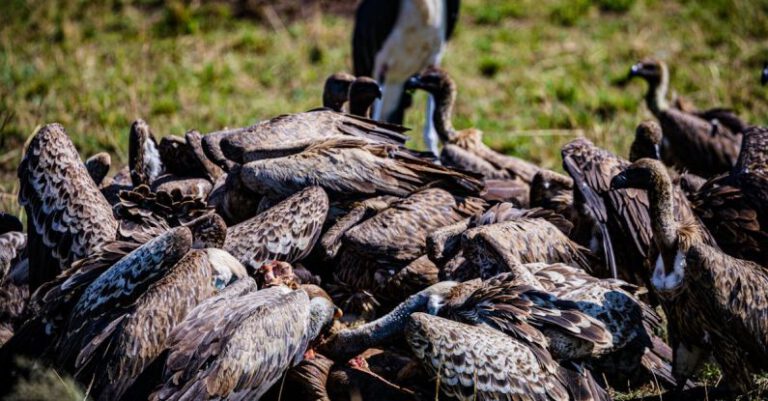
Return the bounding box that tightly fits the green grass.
[0,0,767,393]
[1,0,767,206]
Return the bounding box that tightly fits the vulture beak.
[628,63,643,79]
[404,74,422,92]
[374,83,383,99]
[333,307,344,319]
[762,64,768,86]
[610,173,629,191]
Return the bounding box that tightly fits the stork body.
[353,0,459,156]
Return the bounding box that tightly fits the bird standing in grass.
[352,0,460,156]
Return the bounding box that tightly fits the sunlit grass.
[0,2,766,394]
[1,0,766,195]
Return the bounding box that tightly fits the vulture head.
[405,66,455,100]
[323,72,356,112]
[630,120,663,162]
[609,157,665,191]
[627,59,667,87]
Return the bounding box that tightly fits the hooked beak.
[374,83,383,99]
[610,173,629,191]
[404,74,422,92]
[333,307,344,319]
[762,65,768,86]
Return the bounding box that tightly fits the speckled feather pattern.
[18,123,117,289]
[343,188,486,263]
[461,218,595,280]
[74,249,217,400]
[152,285,317,401]
[224,186,329,270]
[406,313,569,401]
[240,137,483,201]
[57,227,193,369]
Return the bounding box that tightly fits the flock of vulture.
[2,1,768,400]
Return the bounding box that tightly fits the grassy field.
[2,0,768,213]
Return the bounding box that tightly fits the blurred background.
[1,0,767,214]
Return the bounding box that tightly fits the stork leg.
[423,94,440,157]
[373,82,405,124]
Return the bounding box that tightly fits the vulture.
[129,120,214,198]
[18,123,118,290]
[150,279,337,401]
[327,188,484,314]
[561,136,713,287]
[323,72,356,111]
[224,186,329,272]
[239,137,483,203]
[611,158,768,393]
[348,76,383,118]
[405,67,541,191]
[321,281,610,401]
[689,126,768,265]
[353,0,461,156]
[85,152,112,187]
[627,59,744,177]
[521,263,677,389]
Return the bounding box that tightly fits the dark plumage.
[240,137,483,202]
[224,186,329,272]
[348,76,382,118]
[85,152,112,187]
[150,281,337,400]
[218,109,409,165]
[629,120,663,162]
[627,59,744,177]
[323,72,356,111]
[330,188,484,312]
[562,137,712,286]
[18,123,117,290]
[431,273,613,361]
[612,158,768,392]
[526,263,677,389]
[689,125,768,266]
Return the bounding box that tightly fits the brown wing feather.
[343,188,486,263]
[658,108,741,177]
[153,287,312,400]
[75,250,217,400]
[406,313,569,401]
[57,227,192,370]
[240,138,483,201]
[18,123,117,289]
[462,218,595,279]
[224,186,329,271]
[220,110,408,163]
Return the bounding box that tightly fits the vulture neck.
[349,98,374,118]
[645,67,670,116]
[647,169,678,251]
[431,86,459,143]
[323,290,431,361]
